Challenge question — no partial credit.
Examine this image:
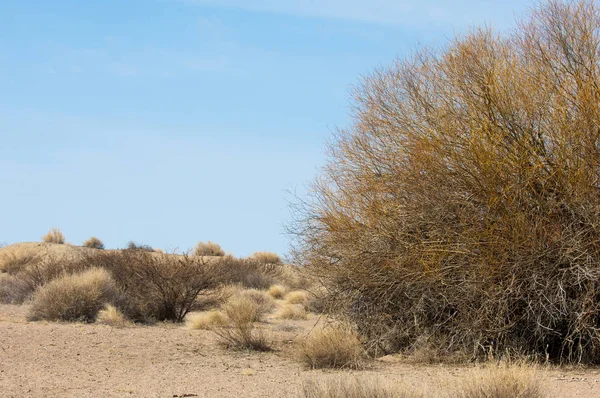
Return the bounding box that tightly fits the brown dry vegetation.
[297,323,366,369]
[292,0,600,363]
[83,236,105,249]
[194,241,225,257]
[28,267,118,322]
[42,228,65,244]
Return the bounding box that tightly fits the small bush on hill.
[42,228,65,244]
[250,251,282,264]
[125,241,154,252]
[28,268,118,322]
[83,237,105,250]
[193,241,225,257]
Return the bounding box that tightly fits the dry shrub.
[276,304,307,320]
[187,310,229,330]
[97,304,130,327]
[292,0,600,363]
[250,251,282,264]
[42,228,65,244]
[285,291,308,305]
[215,255,277,289]
[125,241,154,252]
[91,250,226,322]
[214,297,272,351]
[83,237,104,250]
[268,284,287,299]
[297,324,366,369]
[28,268,117,322]
[452,362,544,398]
[194,241,225,257]
[298,376,422,398]
[0,254,90,304]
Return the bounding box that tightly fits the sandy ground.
[1,305,600,397]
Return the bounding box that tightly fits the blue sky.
[0,0,535,256]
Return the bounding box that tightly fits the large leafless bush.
[293,0,600,363]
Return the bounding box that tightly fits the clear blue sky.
[0,0,535,257]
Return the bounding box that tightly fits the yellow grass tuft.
[250,251,282,264]
[186,310,229,330]
[97,304,130,327]
[297,323,366,369]
[42,228,65,244]
[452,362,544,398]
[285,290,308,305]
[298,376,422,398]
[275,304,307,320]
[267,284,287,299]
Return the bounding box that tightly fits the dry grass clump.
[275,304,307,320]
[214,297,272,351]
[293,0,600,362]
[238,288,275,316]
[268,284,287,299]
[298,376,422,398]
[297,324,366,369]
[194,241,225,257]
[42,228,65,244]
[28,268,117,322]
[187,310,229,330]
[97,304,130,327]
[285,290,308,305]
[83,237,104,250]
[452,362,544,398]
[250,251,282,264]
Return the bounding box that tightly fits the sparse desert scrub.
[97,304,130,327]
[214,297,272,351]
[187,310,229,330]
[285,290,308,305]
[250,251,282,264]
[28,267,118,322]
[42,228,65,244]
[193,241,225,257]
[275,304,307,320]
[267,284,287,299]
[91,250,226,322]
[83,237,104,250]
[297,376,422,398]
[450,362,544,398]
[0,253,90,304]
[215,255,277,289]
[125,241,154,252]
[237,289,275,318]
[297,323,366,369]
[292,0,600,362]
